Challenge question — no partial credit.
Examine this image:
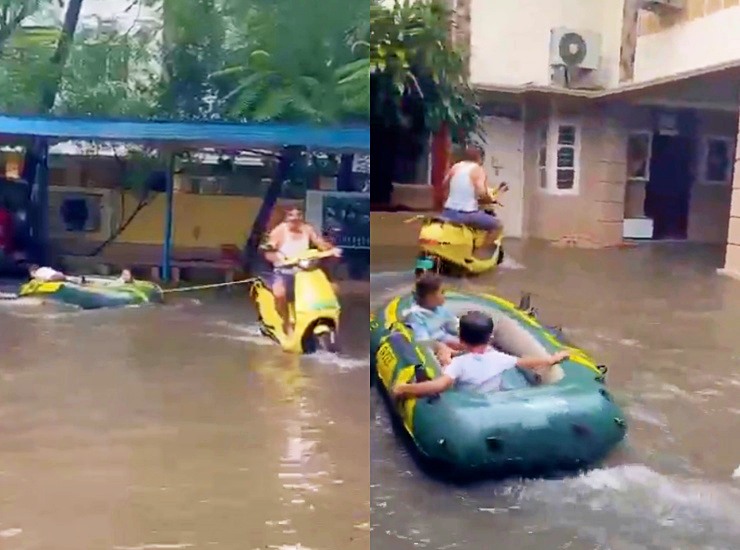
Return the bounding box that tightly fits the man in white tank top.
[264,207,341,335]
[441,144,502,237]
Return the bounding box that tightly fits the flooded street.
[371,241,740,550]
[0,289,370,550]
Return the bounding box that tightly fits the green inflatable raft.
[370,290,627,479]
[17,276,164,310]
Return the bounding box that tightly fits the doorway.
[481,116,525,238]
[644,134,694,240]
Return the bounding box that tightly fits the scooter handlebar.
[277,248,340,268]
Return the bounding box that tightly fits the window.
[702,136,734,184]
[538,119,580,194]
[555,124,577,190]
[627,132,652,181]
[537,126,547,189]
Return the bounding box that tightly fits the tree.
[0,0,56,53]
[56,24,160,117]
[370,0,480,206]
[159,0,226,119]
[213,0,369,123]
[0,25,58,113]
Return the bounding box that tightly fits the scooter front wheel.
[313,330,338,353]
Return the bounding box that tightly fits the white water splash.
[307,351,368,371]
[499,256,525,270]
[733,465,740,479]
[0,528,22,538]
[518,464,740,543]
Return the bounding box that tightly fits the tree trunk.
[370,123,396,208]
[431,123,451,211]
[243,146,302,273]
[21,0,84,260]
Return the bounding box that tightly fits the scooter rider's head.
[462,143,484,165]
[458,311,493,349]
[285,207,304,231]
[414,272,445,309]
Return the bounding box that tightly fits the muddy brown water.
[0,288,369,550]
[371,241,740,550]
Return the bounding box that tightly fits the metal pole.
[33,139,50,265]
[161,152,175,282]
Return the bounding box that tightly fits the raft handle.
[614,417,626,429]
[599,388,612,402]
[485,436,503,452]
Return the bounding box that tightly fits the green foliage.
[370,0,480,139]
[0,0,370,125]
[0,25,58,113]
[56,25,160,117]
[214,0,369,123]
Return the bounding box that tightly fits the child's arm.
[516,350,569,370]
[393,374,454,398]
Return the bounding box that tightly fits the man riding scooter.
[263,207,342,336]
[441,144,502,257]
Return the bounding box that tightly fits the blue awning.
[0,115,369,152]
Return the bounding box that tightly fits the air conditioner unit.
[549,28,601,71]
[639,0,685,13]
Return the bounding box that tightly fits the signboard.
[305,190,369,250]
[350,154,370,192]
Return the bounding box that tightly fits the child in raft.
[401,272,462,366]
[392,310,569,398]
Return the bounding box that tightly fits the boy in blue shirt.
[401,273,461,365]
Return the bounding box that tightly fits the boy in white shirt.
[392,310,569,398]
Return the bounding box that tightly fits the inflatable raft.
[370,290,627,479]
[17,276,163,309]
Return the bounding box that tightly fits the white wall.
[469,0,624,88]
[634,6,740,82]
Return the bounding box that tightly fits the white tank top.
[443,161,478,212]
[278,228,310,260]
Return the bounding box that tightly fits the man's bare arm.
[440,164,455,201]
[263,226,283,264]
[307,226,333,251]
[472,165,492,202]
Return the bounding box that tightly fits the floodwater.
[0,287,370,550]
[371,240,740,550]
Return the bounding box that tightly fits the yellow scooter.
[410,183,507,277]
[250,248,340,354]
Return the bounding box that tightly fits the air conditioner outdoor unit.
[639,0,685,13]
[549,27,601,72]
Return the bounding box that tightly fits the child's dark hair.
[414,272,443,302]
[459,311,494,346]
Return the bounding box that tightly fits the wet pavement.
[371,240,740,550]
[0,287,370,550]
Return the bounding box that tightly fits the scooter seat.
[429,215,469,228]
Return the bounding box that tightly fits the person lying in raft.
[392,310,569,398]
[28,264,69,282]
[401,273,462,366]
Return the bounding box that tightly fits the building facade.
[393,0,740,275]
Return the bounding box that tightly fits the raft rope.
[161,277,258,294]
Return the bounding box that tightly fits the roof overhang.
[0,115,370,153]
[474,58,740,112]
